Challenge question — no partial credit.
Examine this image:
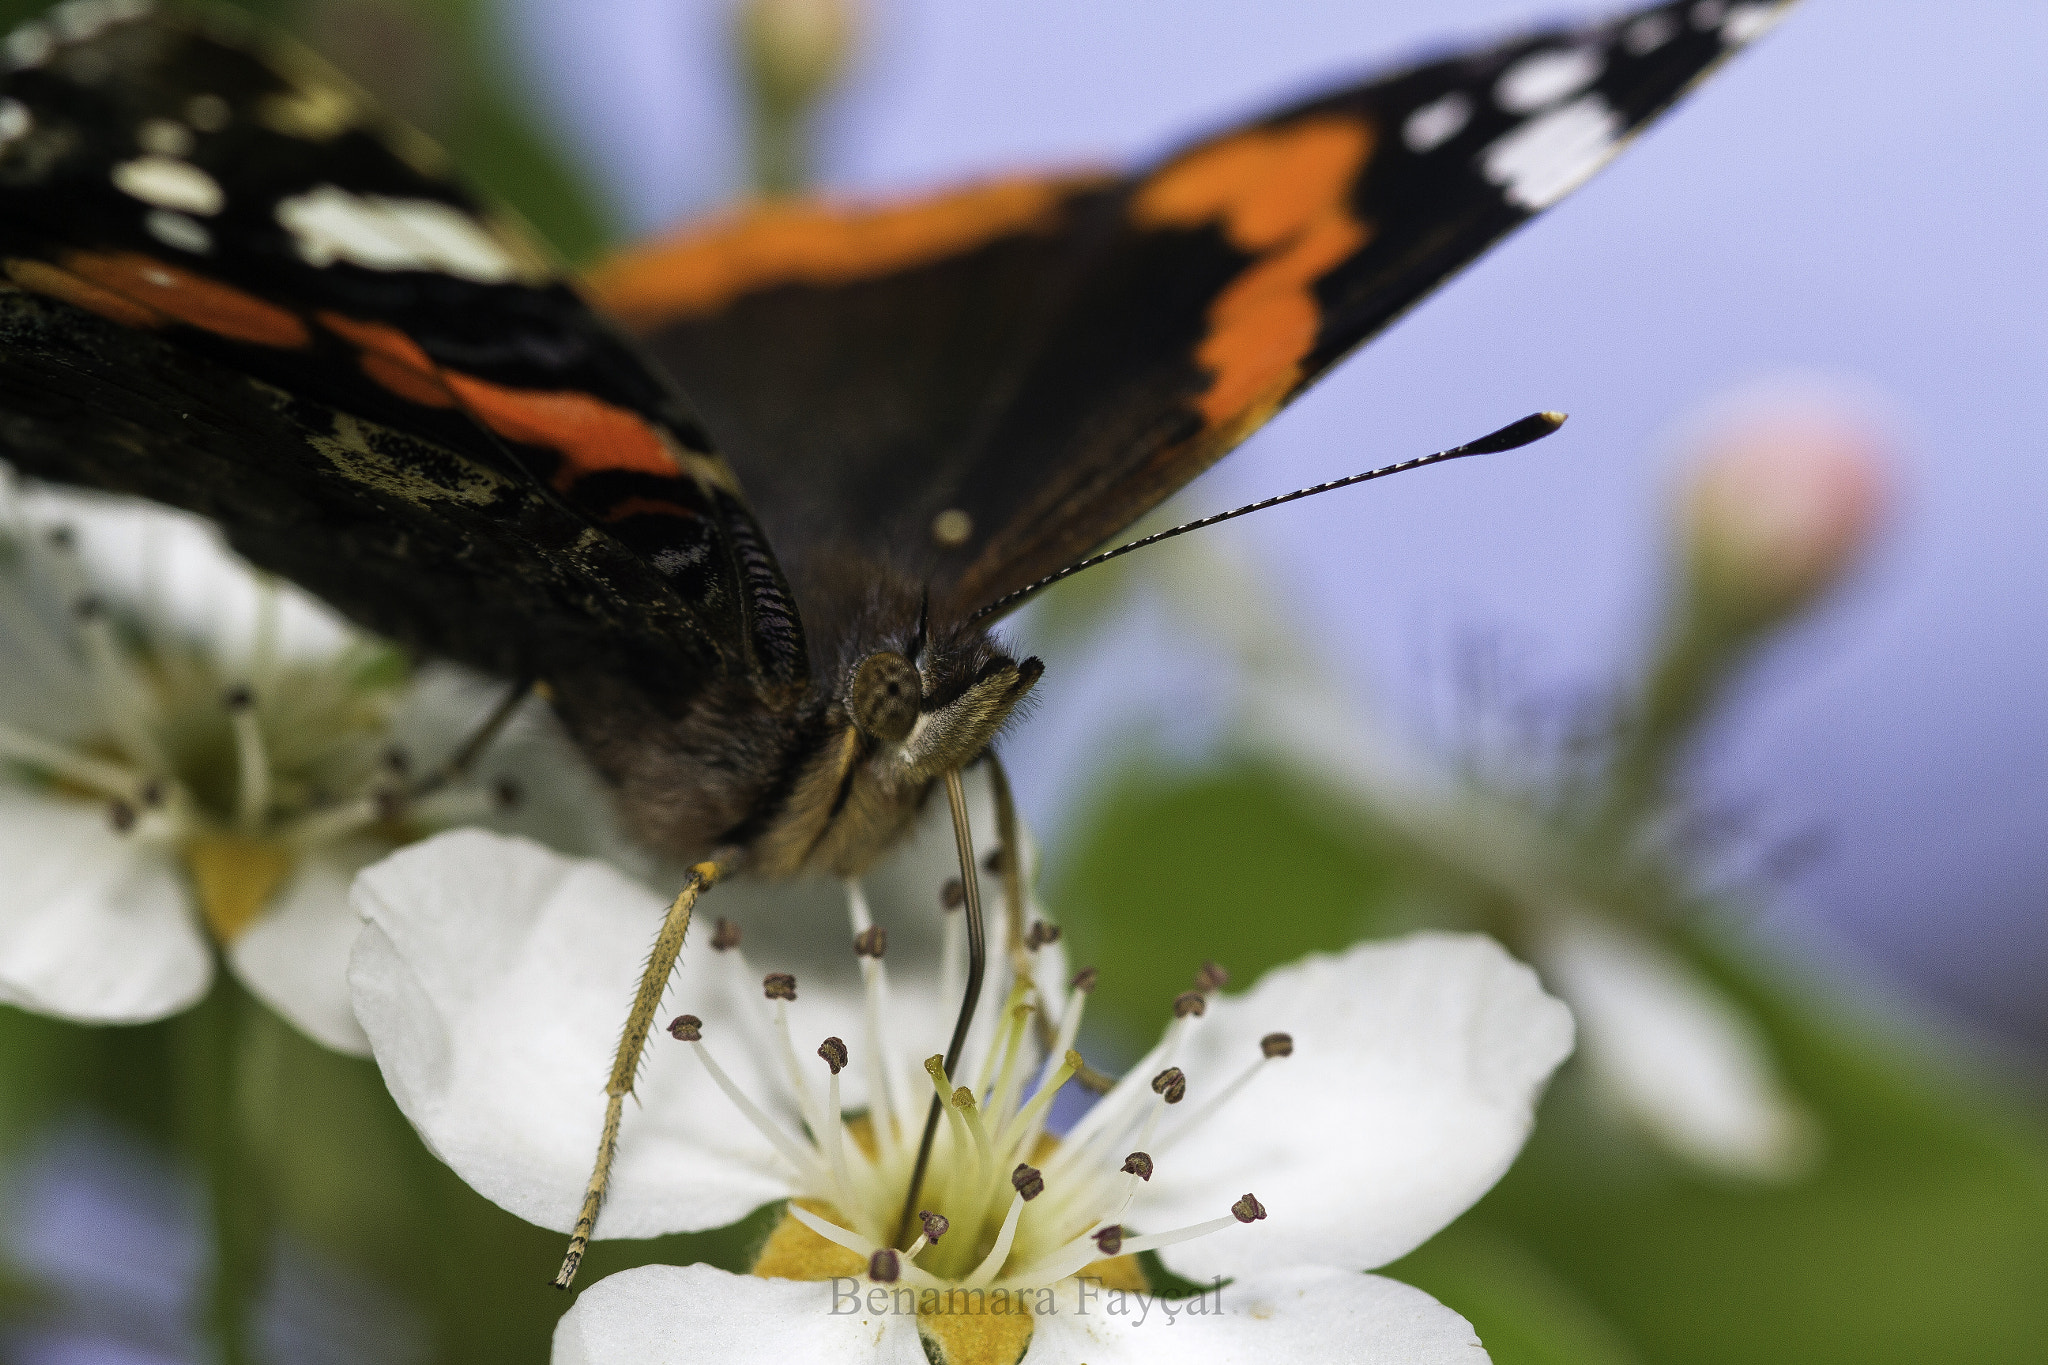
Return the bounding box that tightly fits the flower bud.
[736,0,860,116]
[1679,406,1889,629]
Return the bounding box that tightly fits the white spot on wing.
[1624,13,1680,55]
[0,98,31,147]
[144,209,211,254]
[1721,3,1785,43]
[1495,47,1604,114]
[1403,92,1472,154]
[1480,93,1623,211]
[138,118,193,157]
[112,156,224,215]
[275,186,519,282]
[5,22,55,68]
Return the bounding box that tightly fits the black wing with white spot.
[0,2,808,697]
[600,0,1796,622]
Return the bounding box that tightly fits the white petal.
[1131,933,1572,1281]
[553,1263,927,1365]
[1029,1267,1487,1365]
[352,832,795,1235]
[1540,916,1817,1179]
[350,830,964,1236]
[0,786,211,1022]
[229,837,385,1055]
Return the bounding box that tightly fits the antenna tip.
[1467,410,1569,456]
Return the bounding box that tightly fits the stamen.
[1025,920,1060,950]
[678,1027,823,1186]
[924,1056,981,1185]
[920,1211,949,1244]
[107,798,137,833]
[763,972,798,1001]
[1150,1067,1187,1105]
[942,877,965,910]
[964,1191,1028,1287]
[869,1249,900,1283]
[1121,1152,1153,1180]
[1157,1037,1291,1156]
[225,685,268,832]
[668,1014,701,1041]
[769,996,829,1152]
[71,593,170,776]
[1070,966,1098,993]
[711,918,742,951]
[1194,960,1231,993]
[853,924,886,958]
[817,1037,849,1074]
[0,720,140,800]
[1010,1163,1045,1201]
[1231,1193,1267,1223]
[996,1049,1081,1170]
[1093,1225,1123,1256]
[782,1206,940,1289]
[1172,990,1207,1019]
[1114,1205,1260,1258]
[847,881,908,1143]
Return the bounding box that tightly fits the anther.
[382,745,411,776]
[711,918,742,951]
[1231,1193,1267,1224]
[73,595,103,621]
[941,877,964,911]
[868,1248,900,1283]
[1150,1067,1187,1104]
[1261,1031,1294,1058]
[763,972,797,1001]
[817,1036,848,1075]
[1070,966,1099,993]
[1121,1152,1154,1181]
[1093,1225,1124,1256]
[951,1086,975,1111]
[1025,920,1061,949]
[45,525,74,550]
[493,777,523,810]
[1173,990,1206,1019]
[137,778,164,808]
[374,788,406,823]
[106,799,136,833]
[222,685,253,711]
[1194,960,1230,993]
[668,1014,702,1042]
[983,846,1006,874]
[853,924,886,958]
[919,1211,949,1243]
[1011,1163,1045,1201]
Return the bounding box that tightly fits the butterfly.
[0,0,1794,1282]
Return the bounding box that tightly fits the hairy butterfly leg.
[554,857,728,1289]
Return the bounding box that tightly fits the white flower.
[348,767,1574,1364]
[0,478,598,1052]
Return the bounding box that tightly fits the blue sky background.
[504,0,2048,1052]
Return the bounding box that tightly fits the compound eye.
[849,651,920,743]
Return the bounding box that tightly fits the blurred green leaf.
[1393,1225,1643,1365]
[1044,756,1412,1038]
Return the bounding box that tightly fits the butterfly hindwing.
[0,3,807,693]
[597,0,1791,623]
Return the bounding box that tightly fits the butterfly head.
[844,627,1042,784]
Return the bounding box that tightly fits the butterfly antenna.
[967,411,1566,623]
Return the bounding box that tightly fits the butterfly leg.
[985,753,1115,1095]
[553,857,727,1289]
[398,676,534,804]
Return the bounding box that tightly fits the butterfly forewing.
[595,0,1792,623]
[0,3,805,693]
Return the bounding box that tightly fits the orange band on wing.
[438,371,680,491]
[58,252,311,348]
[587,173,1108,328]
[6,256,171,330]
[1133,116,1376,426]
[318,311,458,408]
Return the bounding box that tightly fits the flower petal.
[553,1263,928,1365]
[351,831,811,1235]
[0,787,211,1022]
[229,837,387,1056]
[1029,1267,1486,1365]
[1540,915,1817,1179]
[1129,932,1572,1281]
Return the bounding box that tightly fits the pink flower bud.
[1679,405,1890,622]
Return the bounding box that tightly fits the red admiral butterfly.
[0,0,1793,1282]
